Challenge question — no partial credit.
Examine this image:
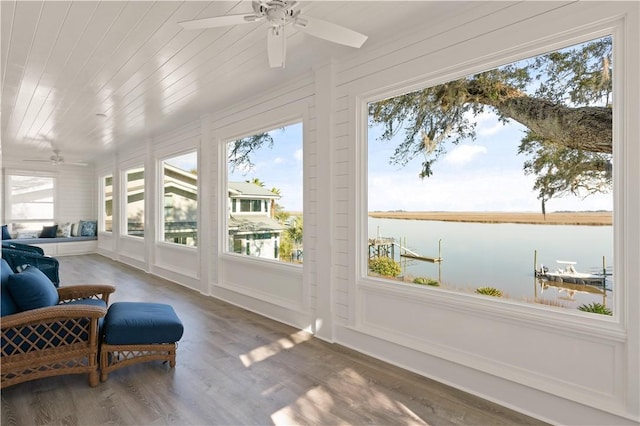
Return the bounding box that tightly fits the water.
[369,217,613,308]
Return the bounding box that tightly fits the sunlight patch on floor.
[271,367,429,425]
[270,386,335,424]
[239,330,312,367]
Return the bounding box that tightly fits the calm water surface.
[369,217,613,308]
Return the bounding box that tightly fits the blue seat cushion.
[59,298,108,309]
[103,302,183,345]
[7,266,59,311]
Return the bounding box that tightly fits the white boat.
[536,260,606,286]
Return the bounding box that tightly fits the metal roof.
[229,215,284,234]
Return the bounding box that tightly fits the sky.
[228,123,304,212]
[365,34,614,213]
[220,109,613,214]
[368,111,613,213]
[175,107,612,214]
[168,36,612,214]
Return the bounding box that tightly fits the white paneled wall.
[49,2,639,424]
[210,73,315,331]
[56,166,96,224]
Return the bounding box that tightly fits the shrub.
[368,257,401,277]
[475,287,503,297]
[413,277,440,287]
[577,302,612,316]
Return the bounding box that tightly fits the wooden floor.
[2,254,547,425]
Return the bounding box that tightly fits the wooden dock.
[401,253,442,263]
[369,236,442,264]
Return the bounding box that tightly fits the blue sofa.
[1,259,115,388]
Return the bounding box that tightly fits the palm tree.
[247,177,264,187]
[270,186,281,218]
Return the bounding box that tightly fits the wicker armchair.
[1,259,115,388]
[2,241,60,286]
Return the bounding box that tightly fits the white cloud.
[478,121,505,137]
[274,157,285,164]
[443,145,487,166]
[294,149,303,162]
[463,109,508,137]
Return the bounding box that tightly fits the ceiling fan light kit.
[178,0,368,68]
[23,149,88,166]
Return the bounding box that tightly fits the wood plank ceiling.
[1,1,473,165]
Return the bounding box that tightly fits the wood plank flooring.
[2,254,548,425]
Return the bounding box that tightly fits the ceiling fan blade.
[267,26,285,68]
[178,13,261,30]
[293,15,367,48]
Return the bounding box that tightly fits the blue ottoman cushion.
[103,302,183,345]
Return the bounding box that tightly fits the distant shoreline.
[368,211,612,226]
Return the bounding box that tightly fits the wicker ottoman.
[100,302,184,382]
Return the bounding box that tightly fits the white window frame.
[122,165,145,238]
[158,149,198,248]
[358,23,627,330]
[3,170,56,236]
[100,173,113,233]
[221,117,304,267]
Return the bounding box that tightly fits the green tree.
[279,232,293,262]
[368,257,402,277]
[286,216,303,247]
[270,186,281,218]
[274,210,290,224]
[279,216,303,263]
[369,36,612,208]
[228,133,273,172]
[247,177,265,187]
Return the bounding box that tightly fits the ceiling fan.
[24,149,88,166]
[178,0,368,68]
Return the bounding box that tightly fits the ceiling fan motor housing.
[254,0,298,26]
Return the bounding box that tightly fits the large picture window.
[102,174,113,232]
[125,167,144,237]
[161,151,197,246]
[226,122,303,263]
[4,174,55,238]
[366,35,614,316]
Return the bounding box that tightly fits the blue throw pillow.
[1,259,19,316]
[40,225,58,238]
[2,225,11,240]
[79,220,97,237]
[7,266,59,311]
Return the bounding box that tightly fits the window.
[125,167,144,237]
[366,35,614,315]
[227,122,303,263]
[102,174,113,232]
[5,174,55,237]
[161,151,197,246]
